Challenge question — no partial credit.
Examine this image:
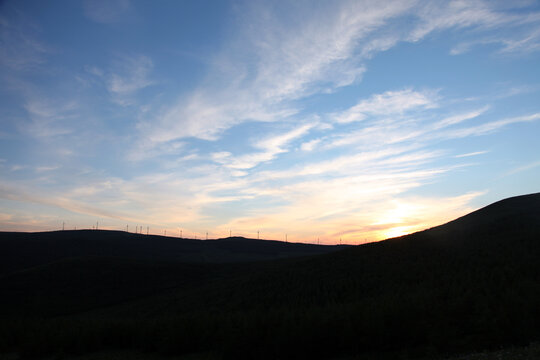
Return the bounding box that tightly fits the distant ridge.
[0,229,349,275]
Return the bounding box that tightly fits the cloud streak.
[212,123,315,170]
[333,88,439,123]
[22,97,79,138]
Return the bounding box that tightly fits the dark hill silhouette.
[0,230,349,275]
[403,191,540,246]
[1,192,540,359]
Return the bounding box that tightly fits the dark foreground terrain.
[0,230,349,275]
[1,193,540,359]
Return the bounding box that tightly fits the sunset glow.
[1,1,539,243]
[383,227,413,240]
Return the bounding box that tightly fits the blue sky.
[1,0,539,243]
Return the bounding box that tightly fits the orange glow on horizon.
[382,226,411,239]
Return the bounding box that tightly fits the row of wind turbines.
[61,221,346,245]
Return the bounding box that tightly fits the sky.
[1,0,539,243]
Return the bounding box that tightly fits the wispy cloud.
[451,26,540,55]
[505,160,540,176]
[442,1,540,55]
[212,123,314,170]
[35,165,60,173]
[85,54,154,106]
[22,97,79,138]
[454,150,488,158]
[327,91,488,150]
[107,55,153,95]
[499,26,540,53]
[430,106,489,130]
[440,112,540,139]
[0,180,136,223]
[409,1,509,42]
[333,88,438,123]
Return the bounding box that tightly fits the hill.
[0,230,348,275]
[1,192,540,359]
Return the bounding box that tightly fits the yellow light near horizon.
[383,226,410,239]
[376,201,419,226]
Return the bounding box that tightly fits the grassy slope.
[1,193,540,359]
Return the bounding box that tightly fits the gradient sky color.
[1,0,540,243]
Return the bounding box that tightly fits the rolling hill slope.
[1,192,540,359]
[0,230,348,275]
